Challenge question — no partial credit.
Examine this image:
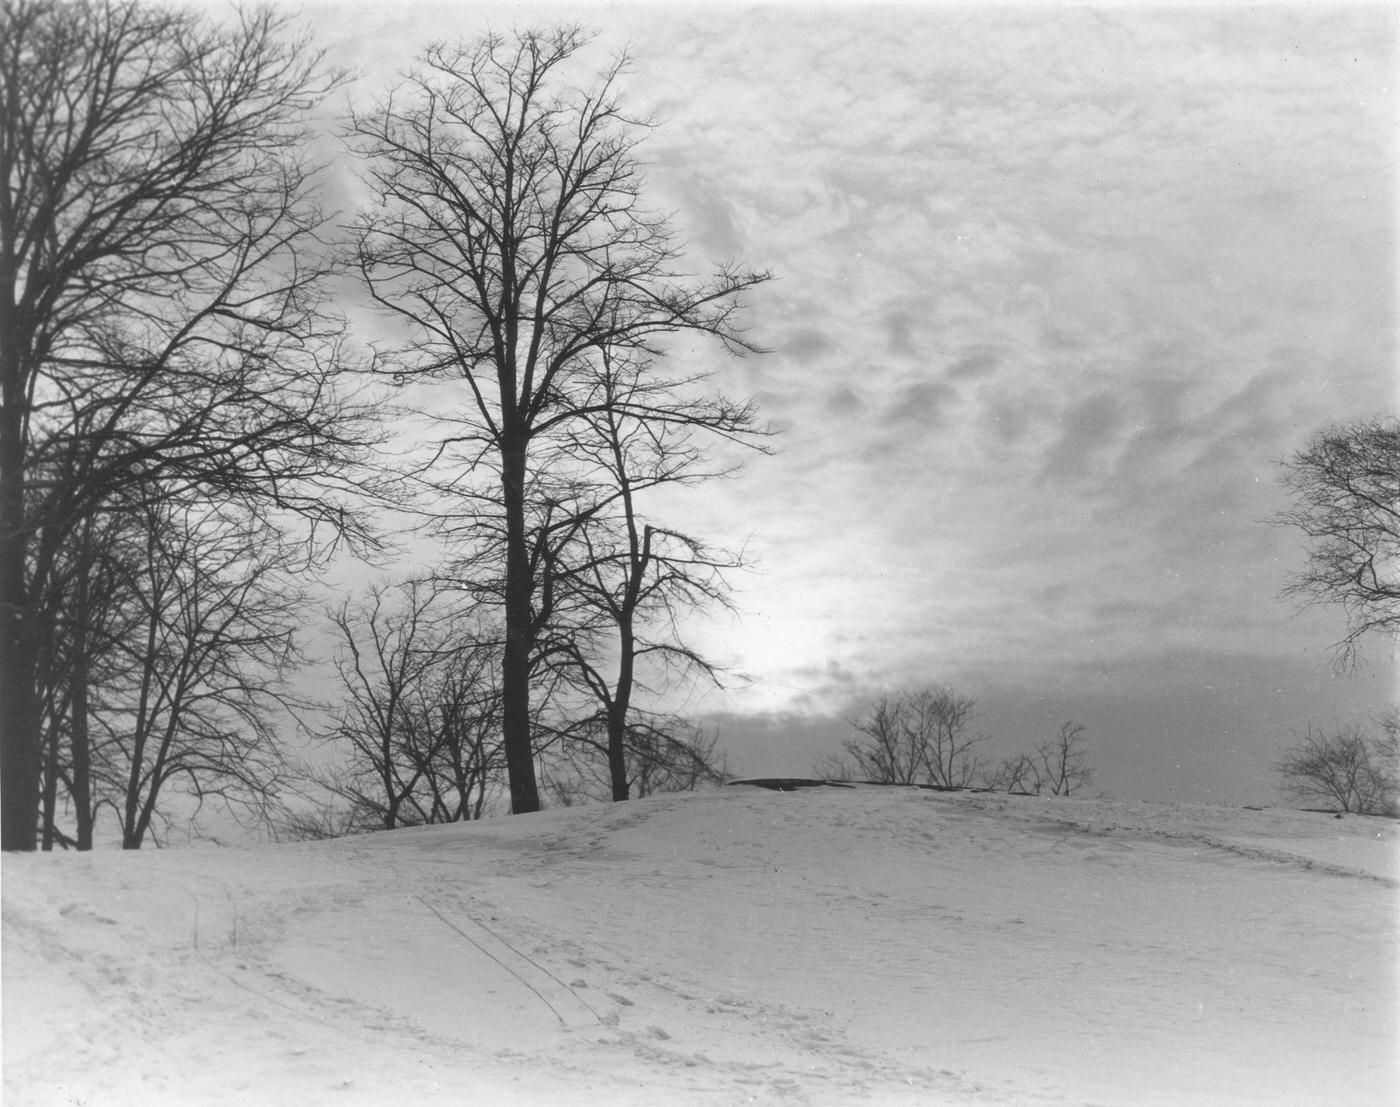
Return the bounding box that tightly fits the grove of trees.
[0,0,375,850]
[1,5,762,849]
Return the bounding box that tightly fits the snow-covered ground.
[4,785,1397,1106]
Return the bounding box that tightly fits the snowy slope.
[4,786,1397,1106]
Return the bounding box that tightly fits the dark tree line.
[2,6,766,848]
[0,0,378,850]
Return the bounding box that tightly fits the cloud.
[824,386,863,417]
[779,329,832,362]
[885,380,957,427]
[946,346,1001,381]
[1038,393,1127,486]
[883,310,918,357]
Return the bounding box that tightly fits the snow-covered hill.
[4,786,1397,1105]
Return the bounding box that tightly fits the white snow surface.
[4,785,1397,1106]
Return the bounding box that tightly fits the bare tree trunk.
[606,626,635,802]
[0,340,38,850]
[501,436,541,814]
[0,113,37,844]
[40,715,59,850]
[71,574,93,850]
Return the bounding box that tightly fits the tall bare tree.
[0,0,369,849]
[351,26,767,813]
[1275,418,1400,667]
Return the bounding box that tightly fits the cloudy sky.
[298,2,1396,805]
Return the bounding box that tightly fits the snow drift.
[4,786,1397,1105]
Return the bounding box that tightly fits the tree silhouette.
[541,345,761,800]
[839,688,984,788]
[0,0,371,849]
[1275,418,1400,667]
[319,580,506,831]
[1275,720,1398,816]
[351,26,767,813]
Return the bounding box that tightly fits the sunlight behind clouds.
[627,7,1397,708]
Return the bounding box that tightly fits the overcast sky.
[297,2,1396,805]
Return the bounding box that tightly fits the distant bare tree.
[630,722,729,797]
[321,581,506,831]
[988,751,1041,794]
[1035,722,1093,796]
[351,25,768,814]
[989,722,1093,797]
[842,687,983,788]
[1275,720,1398,816]
[89,497,306,849]
[274,802,361,842]
[1275,418,1400,667]
[843,696,923,785]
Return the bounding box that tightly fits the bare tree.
[989,722,1093,796]
[841,696,924,785]
[351,26,768,813]
[35,485,146,848]
[541,346,761,801]
[1275,418,1400,667]
[1275,720,1398,816]
[274,802,361,843]
[1036,722,1093,796]
[87,496,307,848]
[630,721,729,797]
[841,687,984,788]
[987,751,1041,795]
[320,580,506,831]
[1,0,369,850]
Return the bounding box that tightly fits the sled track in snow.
[414,893,604,1028]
